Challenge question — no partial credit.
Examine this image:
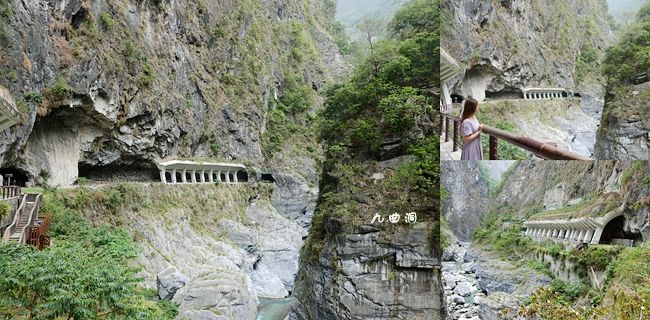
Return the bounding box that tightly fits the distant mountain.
[335,0,407,38]
[607,0,646,16]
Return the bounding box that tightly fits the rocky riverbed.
[443,242,552,320]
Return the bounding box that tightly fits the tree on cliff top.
[603,1,650,85]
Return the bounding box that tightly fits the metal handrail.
[441,113,590,160]
[29,215,51,249]
[18,194,42,243]
[3,194,27,241]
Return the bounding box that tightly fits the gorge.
[442,160,650,319]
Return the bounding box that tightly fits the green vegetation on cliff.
[473,161,650,319]
[304,0,439,259]
[0,187,179,320]
[597,2,650,158]
[603,2,650,86]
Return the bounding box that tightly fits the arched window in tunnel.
[176,172,183,183]
[0,168,30,187]
[261,173,276,183]
[228,172,234,182]
[165,172,172,183]
[599,216,643,245]
[220,173,226,182]
[195,172,201,182]
[185,171,192,182]
[236,171,248,182]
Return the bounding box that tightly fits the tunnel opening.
[185,171,192,182]
[599,216,643,245]
[220,173,226,182]
[175,172,183,182]
[485,88,524,100]
[165,172,173,183]
[450,94,465,103]
[261,173,276,183]
[77,161,159,183]
[236,171,249,182]
[0,168,30,187]
[228,173,235,182]
[195,172,202,182]
[572,92,581,98]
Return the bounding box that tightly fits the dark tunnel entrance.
[77,161,159,183]
[0,168,30,187]
[261,173,276,183]
[485,88,524,100]
[236,171,249,182]
[599,216,643,246]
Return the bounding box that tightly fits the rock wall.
[290,222,442,320]
[0,0,344,187]
[595,83,650,159]
[74,183,309,319]
[441,161,490,241]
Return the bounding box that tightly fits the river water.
[256,297,291,320]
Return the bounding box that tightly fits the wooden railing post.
[452,120,459,152]
[489,136,498,160]
[445,117,450,142]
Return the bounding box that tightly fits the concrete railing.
[16,194,42,244]
[523,209,626,245]
[522,88,567,100]
[156,160,247,184]
[3,194,27,242]
[440,113,590,160]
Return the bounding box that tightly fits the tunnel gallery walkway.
[156,160,246,184]
[522,88,567,100]
[0,85,20,131]
[523,210,636,245]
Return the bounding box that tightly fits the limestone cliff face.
[595,80,650,160]
[494,161,650,240]
[289,157,443,320]
[441,0,616,157]
[0,0,344,187]
[441,161,490,241]
[290,222,442,320]
[66,183,307,319]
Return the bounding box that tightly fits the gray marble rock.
[157,266,189,300]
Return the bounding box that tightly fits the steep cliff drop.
[290,1,443,319]
[595,1,650,160]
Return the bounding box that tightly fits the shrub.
[0,201,9,218]
[48,77,72,101]
[100,12,115,29]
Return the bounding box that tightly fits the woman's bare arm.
[462,125,483,144]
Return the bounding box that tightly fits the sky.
[335,0,407,39]
[606,0,646,16]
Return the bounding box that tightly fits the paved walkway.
[441,135,461,161]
